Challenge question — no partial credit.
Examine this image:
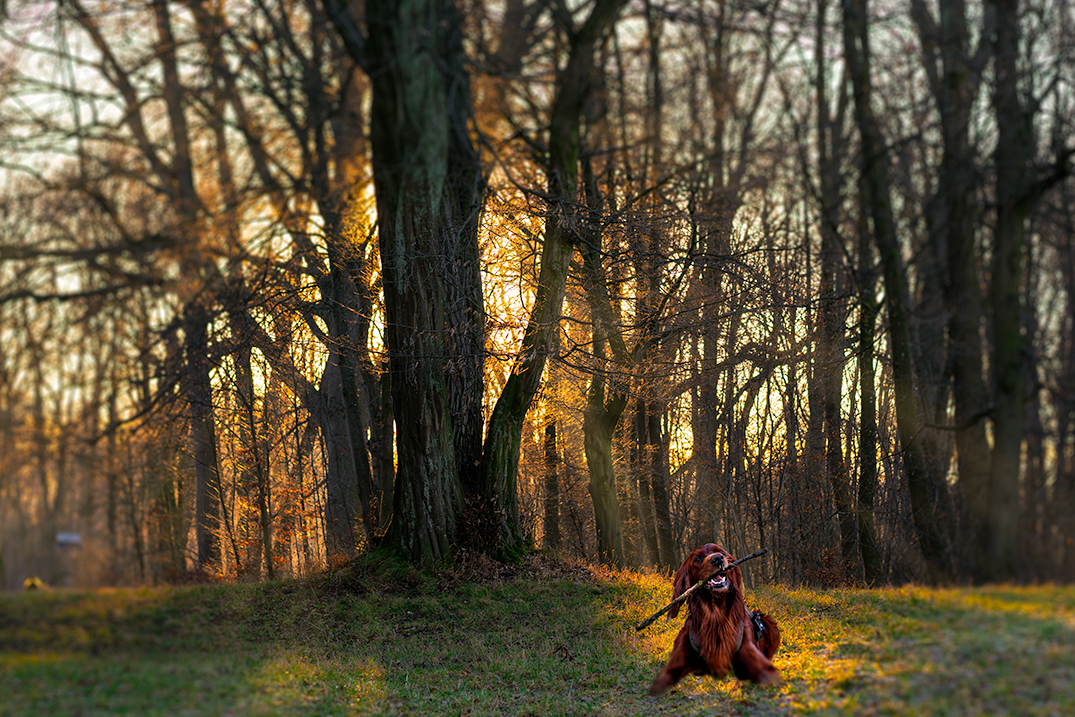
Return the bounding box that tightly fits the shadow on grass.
[0,566,783,716]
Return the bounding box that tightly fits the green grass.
[2,556,1073,716]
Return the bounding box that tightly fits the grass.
[1,555,1074,716]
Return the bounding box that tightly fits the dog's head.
[667,543,742,619]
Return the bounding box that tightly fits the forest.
[0,0,1072,591]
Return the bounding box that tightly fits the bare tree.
[842,0,949,579]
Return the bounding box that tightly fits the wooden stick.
[634,549,768,632]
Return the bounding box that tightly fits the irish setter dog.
[649,543,781,694]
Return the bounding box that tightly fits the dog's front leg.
[649,629,700,694]
[731,639,781,685]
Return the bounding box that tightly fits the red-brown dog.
[650,543,781,694]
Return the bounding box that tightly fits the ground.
[1,554,1073,716]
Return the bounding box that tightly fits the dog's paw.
[754,667,781,686]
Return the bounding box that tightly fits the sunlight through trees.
[0,0,1072,586]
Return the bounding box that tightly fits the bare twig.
[635,549,768,632]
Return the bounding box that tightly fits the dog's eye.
[694,556,702,563]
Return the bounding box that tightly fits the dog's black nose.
[709,554,725,567]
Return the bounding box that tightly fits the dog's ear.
[667,558,693,619]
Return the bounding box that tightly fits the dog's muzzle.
[705,554,729,591]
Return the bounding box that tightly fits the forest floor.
[1,554,1073,716]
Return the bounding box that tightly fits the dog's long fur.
[649,543,781,694]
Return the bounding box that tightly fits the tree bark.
[366,0,464,564]
[643,401,676,569]
[186,307,222,570]
[985,0,1032,580]
[439,0,487,497]
[1053,185,1075,575]
[324,235,377,544]
[842,0,950,579]
[691,2,731,545]
[543,419,561,551]
[584,372,627,567]
[377,368,395,533]
[633,401,660,565]
[317,353,360,558]
[911,0,993,581]
[856,182,882,585]
[479,0,628,559]
[578,161,629,568]
[816,0,856,575]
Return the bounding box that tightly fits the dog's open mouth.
[705,574,728,591]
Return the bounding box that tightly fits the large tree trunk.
[376,368,395,533]
[911,0,993,581]
[313,52,379,548]
[234,338,257,575]
[584,379,627,567]
[579,158,629,568]
[816,0,855,575]
[1022,318,1046,574]
[1053,187,1075,576]
[691,0,731,549]
[479,0,628,559]
[187,307,222,570]
[856,184,882,585]
[376,369,397,533]
[646,404,677,569]
[543,420,561,551]
[150,0,225,573]
[633,400,661,565]
[367,0,464,564]
[439,0,487,498]
[635,0,675,572]
[842,0,949,579]
[985,0,1032,580]
[324,239,377,541]
[692,327,722,547]
[316,355,361,558]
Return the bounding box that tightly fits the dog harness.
[750,609,767,640]
[689,609,767,655]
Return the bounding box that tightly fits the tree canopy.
[0,0,1072,587]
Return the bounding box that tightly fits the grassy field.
[1,554,1073,716]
